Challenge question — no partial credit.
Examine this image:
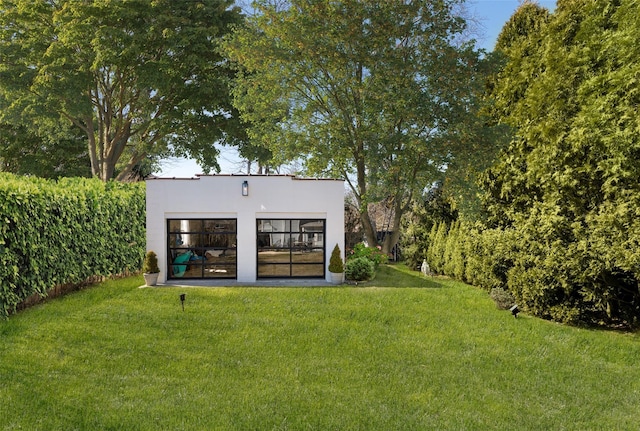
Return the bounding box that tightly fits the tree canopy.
[0,123,90,178]
[0,0,243,181]
[224,0,492,252]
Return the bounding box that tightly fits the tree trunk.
[359,205,378,248]
[381,207,403,256]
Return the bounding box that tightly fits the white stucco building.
[146,175,345,284]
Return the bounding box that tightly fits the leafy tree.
[223,0,492,253]
[0,0,243,181]
[235,133,276,174]
[0,123,91,178]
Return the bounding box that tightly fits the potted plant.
[328,243,344,284]
[142,250,160,286]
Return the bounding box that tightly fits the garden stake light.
[510,304,519,318]
[180,293,186,312]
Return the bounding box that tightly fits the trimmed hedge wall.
[0,174,145,317]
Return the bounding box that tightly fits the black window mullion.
[167,218,237,280]
[257,218,326,279]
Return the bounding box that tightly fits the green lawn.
[1,265,639,430]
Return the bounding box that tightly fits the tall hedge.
[0,174,145,317]
[481,0,640,327]
[413,217,639,328]
[402,1,640,329]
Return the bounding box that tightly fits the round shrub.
[348,242,387,268]
[345,257,375,281]
[489,287,516,310]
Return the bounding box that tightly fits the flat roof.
[147,174,343,181]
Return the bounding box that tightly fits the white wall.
[146,175,345,283]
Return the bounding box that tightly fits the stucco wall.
[146,175,345,283]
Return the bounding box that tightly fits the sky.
[154,0,557,178]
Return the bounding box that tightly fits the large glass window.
[257,219,325,278]
[167,219,237,279]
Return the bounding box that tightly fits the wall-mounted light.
[242,180,249,196]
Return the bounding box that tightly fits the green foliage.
[464,227,516,292]
[328,244,344,273]
[0,124,91,179]
[224,0,495,250]
[443,220,466,280]
[142,251,159,274]
[0,173,145,317]
[345,257,375,282]
[0,0,244,180]
[400,225,428,272]
[426,222,448,275]
[422,212,640,328]
[495,2,551,51]
[471,0,640,327]
[423,219,516,292]
[489,287,516,310]
[401,184,458,270]
[347,242,387,268]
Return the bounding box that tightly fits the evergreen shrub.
[415,213,639,328]
[345,257,375,281]
[475,0,640,327]
[426,222,448,275]
[400,185,458,271]
[328,244,344,273]
[401,220,430,271]
[142,251,159,274]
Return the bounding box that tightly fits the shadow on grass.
[352,263,455,288]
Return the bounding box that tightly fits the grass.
[1,265,639,430]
